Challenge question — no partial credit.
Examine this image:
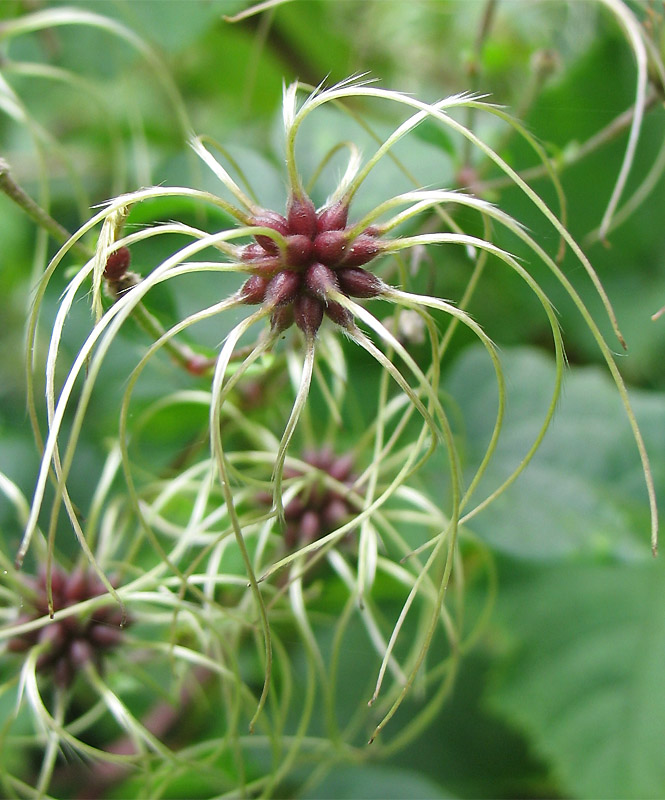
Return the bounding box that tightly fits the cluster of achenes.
[8,567,125,687]
[238,192,387,337]
[280,447,357,549]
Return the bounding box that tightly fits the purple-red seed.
[241,243,267,262]
[285,234,314,267]
[313,230,348,265]
[329,453,354,482]
[316,201,349,232]
[342,235,382,267]
[104,246,131,281]
[287,194,318,238]
[240,275,270,304]
[324,300,354,329]
[322,497,349,529]
[252,211,290,253]
[88,625,123,647]
[265,270,301,306]
[271,304,295,333]
[304,263,338,300]
[337,267,384,298]
[294,294,324,337]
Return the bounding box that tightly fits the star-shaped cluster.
[259,447,357,549]
[282,447,357,548]
[8,567,126,687]
[239,194,386,336]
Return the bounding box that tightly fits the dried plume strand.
[239,193,386,336]
[7,566,126,688]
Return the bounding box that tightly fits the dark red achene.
[240,194,385,335]
[104,246,131,281]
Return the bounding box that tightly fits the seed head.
[240,191,386,337]
[281,447,357,549]
[7,566,127,688]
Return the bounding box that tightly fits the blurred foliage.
[1,1,665,798]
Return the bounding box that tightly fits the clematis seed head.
[7,566,128,688]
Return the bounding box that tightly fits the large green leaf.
[488,557,665,798]
[300,763,456,800]
[443,346,663,560]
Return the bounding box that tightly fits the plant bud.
[285,234,314,266]
[252,211,289,253]
[324,300,354,329]
[294,294,324,337]
[304,263,338,300]
[342,235,382,267]
[316,200,349,232]
[287,194,317,237]
[313,229,348,265]
[265,270,301,306]
[337,267,384,298]
[239,275,269,304]
[104,246,131,281]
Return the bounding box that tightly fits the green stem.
[0,157,91,259]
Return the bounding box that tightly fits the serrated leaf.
[444,346,663,560]
[488,557,665,799]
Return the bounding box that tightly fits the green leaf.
[300,763,456,800]
[488,557,665,799]
[444,346,663,560]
